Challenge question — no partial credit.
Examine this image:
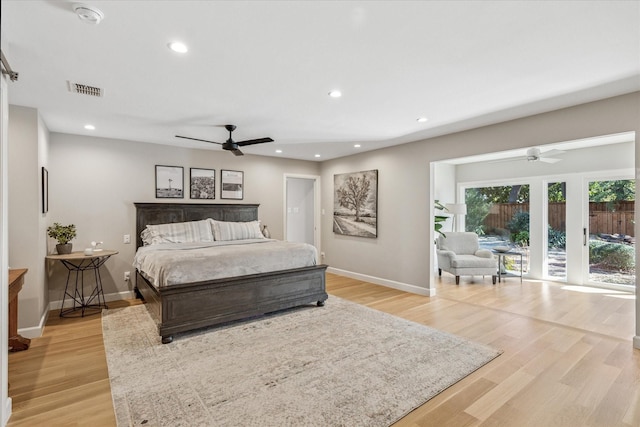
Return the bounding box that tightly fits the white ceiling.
[2,1,639,161]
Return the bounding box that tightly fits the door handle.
[583,227,587,246]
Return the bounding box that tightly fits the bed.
[134,202,328,343]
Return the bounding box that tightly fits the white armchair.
[436,232,498,285]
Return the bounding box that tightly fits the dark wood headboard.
[134,203,259,248]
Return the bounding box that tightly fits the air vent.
[67,81,103,97]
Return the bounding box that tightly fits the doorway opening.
[284,174,321,250]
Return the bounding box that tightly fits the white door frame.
[1,65,12,426]
[283,174,321,252]
[582,172,635,291]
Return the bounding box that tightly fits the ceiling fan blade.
[236,137,274,147]
[231,148,244,156]
[175,135,223,145]
[486,156,527,164]
[539,157,562,164]
[541,149,566,157]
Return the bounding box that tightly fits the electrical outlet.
[124,234,131,244]
[321,252,325,258]
[124,271,130,281]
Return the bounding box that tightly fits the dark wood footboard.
[136,264,328,343]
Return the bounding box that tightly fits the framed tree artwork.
[333,169,378,238]
[190,168,216,199]
[221,170,244,200]
[155,165,184,198]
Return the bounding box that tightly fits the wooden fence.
[482,201,635,237]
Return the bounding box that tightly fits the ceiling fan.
[176,125,273,156]
[491,147,566,164]
[523,147,565,163]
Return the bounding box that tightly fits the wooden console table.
[8,268,30,352]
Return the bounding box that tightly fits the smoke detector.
[73,3,104,24]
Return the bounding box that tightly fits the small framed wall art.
[155,165,184,198]
[221,169,244,200]
[41,167,48,213]
[190,168,216,199]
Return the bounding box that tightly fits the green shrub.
[506,211,529,235]
[589,240,635,271]
[548,226,566,249]
[512,231,529,247]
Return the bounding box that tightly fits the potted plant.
[434,200,449,239]
[47,223,77,254]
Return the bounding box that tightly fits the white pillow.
[142,219,214,245]
[210,219,265,241]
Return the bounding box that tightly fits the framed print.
[41,167,48,213]
[155,165,184,198]
[333,169,378,238]
[221,170,244,200]
[190,168,216,199]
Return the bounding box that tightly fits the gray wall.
[9,132,319,330]
[8,106,49,334]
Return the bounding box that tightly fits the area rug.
[103,297,501,427]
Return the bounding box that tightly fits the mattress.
[133,239,318,288]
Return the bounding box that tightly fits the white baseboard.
[18,290,135,338]
[17,308,49,339]
[3,397,11,427]
[47,290,136,311]
[327,267,436,297]
[634,336,640,350]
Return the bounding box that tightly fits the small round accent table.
[46,250,118,317]
[492,249,524,283]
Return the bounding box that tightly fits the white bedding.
[133,239,318,288]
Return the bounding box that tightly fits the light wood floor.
[7,273,640,426]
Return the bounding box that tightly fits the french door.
[585,178,635,289]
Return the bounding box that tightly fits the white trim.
[1,58,10,427]
[2,399,10,427]
[327,267,435,297]
[17,308,49,339]
[48,290,136,311]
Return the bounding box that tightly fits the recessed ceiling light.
[168,42,188,53]
[328,90,342,98]
[84,124,95,130]
[314,154,321,158]
[73,3,104,25]
[354,144,361,148]
[417,117,428,123]
[275,149,282,153]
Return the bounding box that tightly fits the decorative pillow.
[142,219,214,245]
[141,228,153,245]
[210,219,265,241]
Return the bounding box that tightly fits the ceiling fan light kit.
[176,125,273,156]
[526,148,541,162]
